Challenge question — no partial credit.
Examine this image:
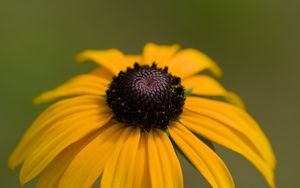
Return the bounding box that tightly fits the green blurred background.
[1,0,299,187]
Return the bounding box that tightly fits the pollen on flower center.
[106,63,185,131]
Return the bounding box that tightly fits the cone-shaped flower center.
[106,63,185,131]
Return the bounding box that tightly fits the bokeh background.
[1,0,299,187]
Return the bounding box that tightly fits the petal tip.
[211,63,223,77]
[8,156,17,170]
[33,96,43,105]
[19,170,28,186]
[225,91,246,109]
[75,51,87,63]
[33,94,50,105]
[8,149,22,171]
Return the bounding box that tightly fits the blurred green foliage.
[1,0,299,187]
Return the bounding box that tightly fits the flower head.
[9,43,276,188]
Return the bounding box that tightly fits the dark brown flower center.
[106,63,185,131]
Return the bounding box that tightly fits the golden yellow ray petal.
[154,129,184,188]
[143,43,180,67]
[184,96,276,169]
[34,74,109,104]
[126,54,142,67]
[90,55,141,81]
[109,127,140,188]
[76,49,127,75]
[147,129,183,188]
[89,67,114,81]
[35,131,98,188]
[9,96,108,170]
[133,132,151,188]
[19,109,113,185]
[182,76,245,108]
[182,75,226,96]
[100,126,136,188]
[58,123,124,188]
[225,91,246,109]
[147,129,164,188]
[168,49,222,78]
[169,122,235,188]
[180,112,275,187]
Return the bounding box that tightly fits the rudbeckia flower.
[9,43,276,188]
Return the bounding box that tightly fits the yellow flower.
[9,43,276,188]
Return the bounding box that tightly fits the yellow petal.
[133,132,151,188]
[143,43,180,67]
[182,76,245,108]
[89,67,114,81]
[182,75,226,96]
[147,129,183,188]
[169,122,235,188]
[224,91,246,109]
[147,130,163,188]
[184,96,276,170]
[34,74,109,104]
[155,129,184,188]
[19,107,113,184]
[180,111,275,187]
[35,131,97,188]
[126,54,142,67]
[109,127,141,188]
[9,96,108,170]
[76,49,127,75]
[168,49,222,78]
[58,123,124,188]
[100,126,137,188]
